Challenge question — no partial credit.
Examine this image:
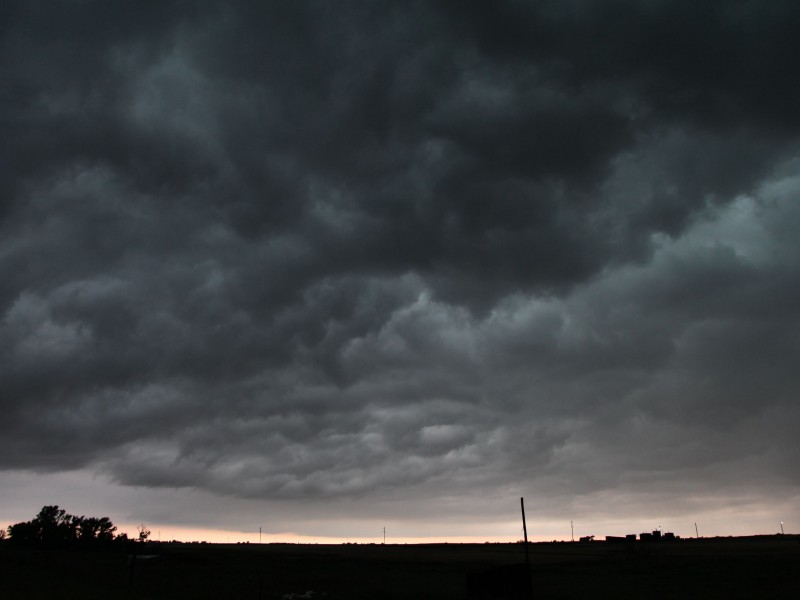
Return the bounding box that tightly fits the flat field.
[1,535,797,599]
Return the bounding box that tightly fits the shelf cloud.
[2,0,799,537]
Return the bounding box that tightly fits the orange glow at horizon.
[115,523,532,545]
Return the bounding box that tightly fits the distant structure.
[605,530,678,543]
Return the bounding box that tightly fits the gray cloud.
[2,1,799,534]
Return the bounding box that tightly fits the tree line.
[3,505,143,547]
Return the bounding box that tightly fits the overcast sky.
[2,0,799,541]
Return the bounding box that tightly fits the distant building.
[605,530,678,542]
[637,530,678,542]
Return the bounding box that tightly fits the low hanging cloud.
[2,1,800,530]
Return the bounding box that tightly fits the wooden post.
[520,497,532,598]
[520,498,529,561]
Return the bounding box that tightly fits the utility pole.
[520,498,533,599]
[520,498,529,560]
[571,520,574,542]
[383,527,386,545]
[259,526,262,544]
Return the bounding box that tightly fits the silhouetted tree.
[36,505,75,544]
[7,520,38,544]
[73,515,117,544]
[7,505,121,548]
[137,524,151,543]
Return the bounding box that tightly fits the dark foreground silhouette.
[5,505,131,548]
[1,535,798,599]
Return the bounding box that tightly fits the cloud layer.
[2,1,799,533]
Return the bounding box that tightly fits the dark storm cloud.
[2,0,800,525]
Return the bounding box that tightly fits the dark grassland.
[1,535,797,599]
